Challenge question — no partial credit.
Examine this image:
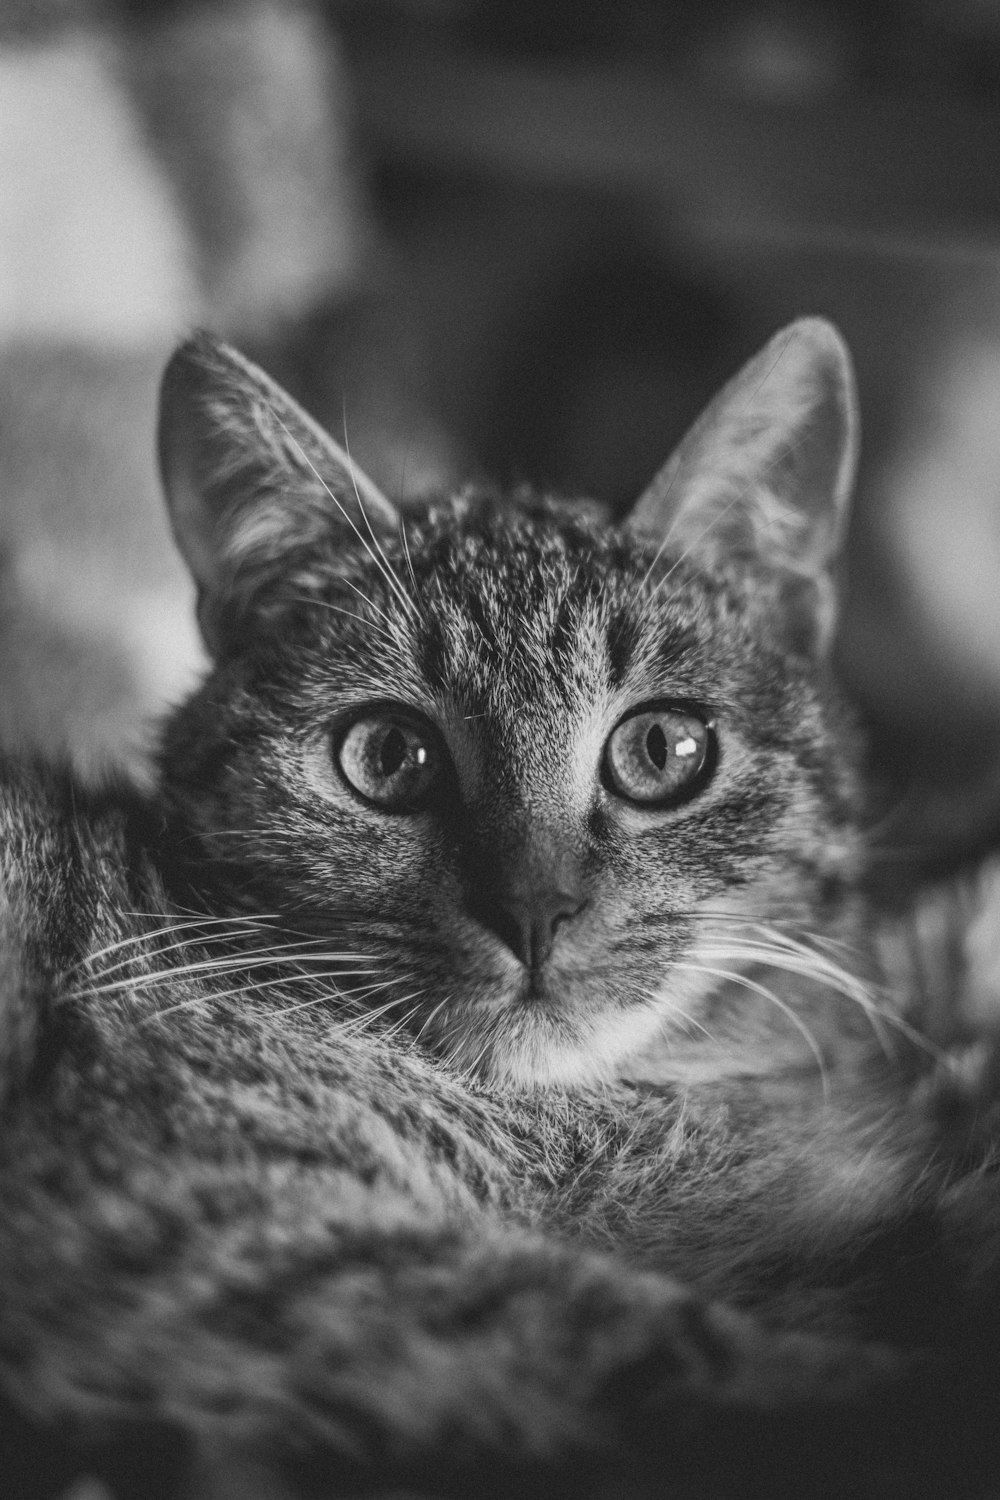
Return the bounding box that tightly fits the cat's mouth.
[518,970,554,1005]
[508,960,623,1018]
[506,951,592,1006]
[428,959,673,1087]
[503,949,631,1009]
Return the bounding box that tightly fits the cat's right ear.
[625,318,858,656]
[158,331,398,653]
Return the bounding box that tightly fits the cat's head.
[156,320,860,1088]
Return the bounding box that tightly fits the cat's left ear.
[626,318,858,655]
[158,331,398,652]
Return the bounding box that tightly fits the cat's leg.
[2,1179,940,1499]
[63,1223,946,1500]
[268,1236,949,1499]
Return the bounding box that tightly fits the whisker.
[676,960,831,1095]
[80,912,284,970]
[695,936,893,1059]
[341,405,422,624]
[399,514,419,596]
[413,991,454,1045]
[336,574,410,639]
[661,1001,718,1045]
[286,594,400,650]
[141,966,406,1028]
[373,991,429,1042]
[274,412,419,624]
[333,986,425,1039]
[270,986,395,1025]
[689,909,872,965]
[73,951,381,1004]
[686,919,952,1063]
[651,908,865,966]
[86,930,339,986]
[481,1007,512,1077]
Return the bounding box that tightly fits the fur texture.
[1,323,999,1499]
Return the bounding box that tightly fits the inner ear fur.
[626,317,859,654]
[158,330,397,651]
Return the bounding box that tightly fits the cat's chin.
[425,978,674,1090]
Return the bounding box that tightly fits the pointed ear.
[158,331,398,652]
[626,318,858,655]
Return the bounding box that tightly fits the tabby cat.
[2,320,998,1500]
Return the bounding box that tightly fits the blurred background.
[3,0,1000,874]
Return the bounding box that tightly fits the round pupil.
[379,726,407,778]
[646,723,668,771]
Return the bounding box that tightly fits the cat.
[2,318,999,1500]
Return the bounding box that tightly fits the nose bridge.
[465,807,588,971]
[460,700,592,969]
[471,719,582,888]
[481,693,583,815]
[503,824,580,899]
[468,792,582,895]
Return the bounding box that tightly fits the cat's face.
[158,321,860,1087]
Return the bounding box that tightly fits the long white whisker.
[273,413,418,623]
[88,931,338,985]
[336,574,410,638]
[74,952,380,1004]
[341,410,422,623]
[661,1001,718,1044]
[287,594,399,649]
[689,911,875,973]
[466,1007,506,1080]
[140,964,405,1027]
[692,923,949,1063]
[334,987,424,1037]
[140,972,304,1023]
[413,991,454,1045]
[675,961,830,1094]
[699,931,895,1053]
[81,913,283,970]
[399,514,419,596]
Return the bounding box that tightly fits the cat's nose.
[475,888,586,971]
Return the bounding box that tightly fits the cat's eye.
[603,705,713,806]
[337,712,443,810]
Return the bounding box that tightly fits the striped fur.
[0,324,998,1497]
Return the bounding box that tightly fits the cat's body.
[0,762,965,1498]
[2,321,999,1498]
